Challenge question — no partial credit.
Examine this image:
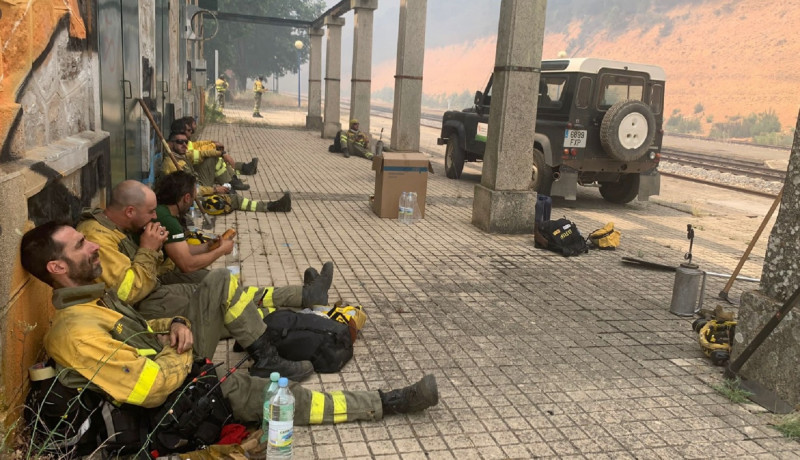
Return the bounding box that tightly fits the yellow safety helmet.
[350,119,359,125]
[202,195,228,215]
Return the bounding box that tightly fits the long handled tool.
[718,187,783,304]
[723,284,800,413]
[137,99,214,229]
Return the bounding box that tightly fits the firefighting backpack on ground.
[263,309,354,373]
[534,218,589,257]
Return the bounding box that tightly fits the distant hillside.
[371,0,800,140]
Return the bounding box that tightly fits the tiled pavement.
[203,102,799,459]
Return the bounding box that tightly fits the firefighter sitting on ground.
[336,119,373,160]
[253,75,266,118]
[20,222,439,455]
[171,117,258,191]
[162,130,291,213]
[215,74,228,108]
[75,180,315,381]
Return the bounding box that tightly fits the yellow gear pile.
[588,222,620,249]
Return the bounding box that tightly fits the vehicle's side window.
[650,84,664,115]
[539,77,567,109]
[598,74,645,109]
[575,76,592,109]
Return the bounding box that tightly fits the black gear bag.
[264,310,354,373]
[534,218,589,257]
[149,358,233,454]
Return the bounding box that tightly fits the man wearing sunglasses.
[169,118,258,191]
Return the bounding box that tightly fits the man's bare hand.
[169,322,193,353]
[216,238,234,255]
[140,222,168,250]
[214,185,231,194]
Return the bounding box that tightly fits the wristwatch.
[170,317,189,328]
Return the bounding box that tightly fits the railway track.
[660,148,786,182]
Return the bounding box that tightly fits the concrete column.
[732,110,800,406]
[349,0,378,135]
[390,0,427,152]
[471,0,547,234]
[306,27,324,130]
[322,16,345,138]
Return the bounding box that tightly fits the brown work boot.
[379,374,439,414]
[247,333,314,382]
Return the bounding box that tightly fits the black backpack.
[149,359,233,454]
[328,132,343,153]
[534,218,589,257]
[264,310,354,373]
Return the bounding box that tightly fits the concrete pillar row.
[390,0,427,152]
[322,16,345,139]
[471,0,547,234]
[306,27,324,130]
[349,0,378,136]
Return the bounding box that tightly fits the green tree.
[204,0,325,89]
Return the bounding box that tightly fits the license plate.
[564,129,587,148]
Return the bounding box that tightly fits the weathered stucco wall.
[0,1,109,436]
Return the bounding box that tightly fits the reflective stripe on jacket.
[77,209,165,305]
[215,79,228,92]
[46,283,193,408]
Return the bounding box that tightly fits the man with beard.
[76,180,331,380]
[153,170,235,283]
[20,221,438,453]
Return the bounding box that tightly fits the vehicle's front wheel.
[531,148,553,195]
[444,135,465,179]
[599,174,640,204]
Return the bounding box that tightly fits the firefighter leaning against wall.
[20,222,438,454]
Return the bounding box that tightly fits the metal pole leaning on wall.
[137,99,214,227]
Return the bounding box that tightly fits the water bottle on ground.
[398,192,409,224]
[225,242,239,278]
[187,206,201,232]
[260,372,281,443]
[535,195,552,224]
[267,377,294,459]
[408,192,420,223]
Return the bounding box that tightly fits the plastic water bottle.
[398,192,409,224]
[408,192,420,223]
[187,206,202,232]
[260,372,281,443]
[267,377,294,459]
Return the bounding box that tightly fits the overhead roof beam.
[310,0,350,29]
[213,11,311,28]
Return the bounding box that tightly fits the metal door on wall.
[155,0,172,136]
[98,0,145,185]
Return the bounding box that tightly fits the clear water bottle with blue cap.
[267,377,294,459]
[260,372,280,443]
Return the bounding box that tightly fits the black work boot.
[266,192,292,212]
[247,333,314,382]
[379,374,439,414]
[303,267,319,285]
[239,158,259,175]
[302,261,333,307]
[230,175,250,191]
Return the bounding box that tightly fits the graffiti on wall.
[0,0,87,155]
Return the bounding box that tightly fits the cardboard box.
[372,152,433,218]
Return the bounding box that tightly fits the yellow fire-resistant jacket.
[160,154,216,196]
[187,140,221,165]
[46,283,193,408]
[77,209,172,305]
[215,79,228,93]
[253,79,265,94]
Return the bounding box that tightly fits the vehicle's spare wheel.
[599,100,656,162]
